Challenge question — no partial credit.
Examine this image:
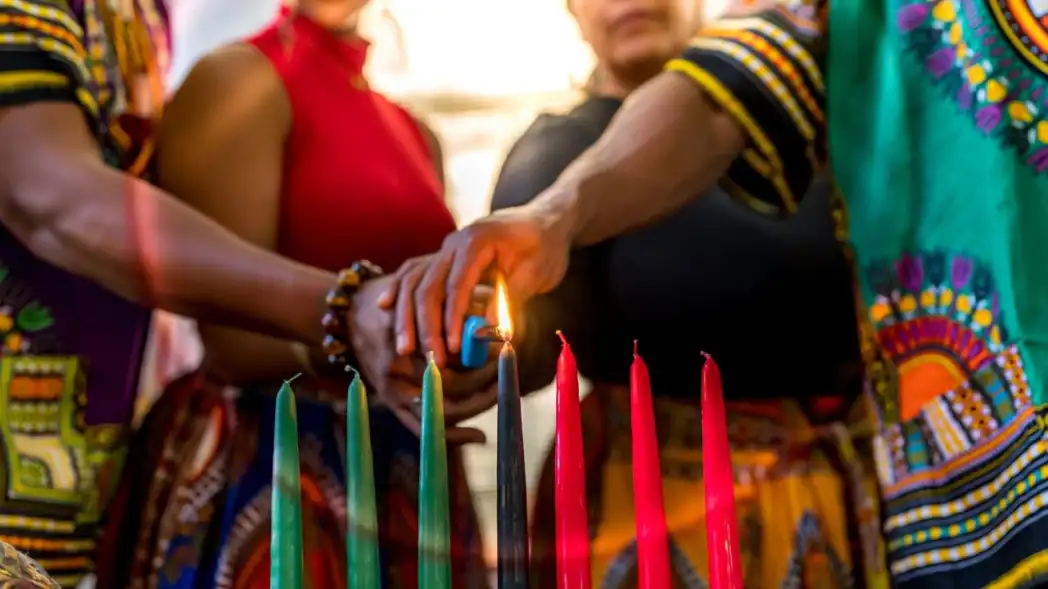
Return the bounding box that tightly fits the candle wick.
[286,373,303,384]
[633,339,638,356]
[428,350,436,363]
[557,330,567,346]
[345,365,360,378]
[701,351,711,361]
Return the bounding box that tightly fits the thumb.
[376,277,399,309]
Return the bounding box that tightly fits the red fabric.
[248,10,455,273]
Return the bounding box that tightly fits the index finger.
[416,254,454,366]
[444,241,494,355]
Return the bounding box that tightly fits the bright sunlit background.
[142,0,730,576]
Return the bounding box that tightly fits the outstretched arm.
[156,43,331,384]
[489,116,614,393]
[0,1,334,345]
[528,73,745,247]
[535,1,828,246]
[390,0,829,362]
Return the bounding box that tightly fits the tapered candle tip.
[557,330,567,346]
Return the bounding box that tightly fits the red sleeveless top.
[248,11,456,274]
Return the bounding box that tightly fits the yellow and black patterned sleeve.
[0,0,93,112]
[666,0,827,215]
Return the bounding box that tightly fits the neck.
[332,27,360,42]
[591,72,635,99]
[590,60,666,99]
[330,17,360,41]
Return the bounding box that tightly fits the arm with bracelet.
[0,5,347,347]
[156,44,351,384]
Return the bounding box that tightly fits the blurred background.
[158,0,728,567]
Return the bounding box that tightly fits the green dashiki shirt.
[668,0,1048,586]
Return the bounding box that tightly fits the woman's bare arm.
[157,43,325,384]
[0,98,333,344]
[524,73,744,247]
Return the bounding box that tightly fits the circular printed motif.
[863,251,1031,476]
[897,0,1048,172]
[987,0,1048,74]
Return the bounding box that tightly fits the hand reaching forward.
[378,206,573,365]
[350,276,498,444]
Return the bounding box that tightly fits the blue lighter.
[460,315,495,369]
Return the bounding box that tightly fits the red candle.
[630,342,671,588]
[701,353,742,589]
[554,332,591,589]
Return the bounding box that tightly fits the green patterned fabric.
[829,0,1048,585]
[669,0,1048,584]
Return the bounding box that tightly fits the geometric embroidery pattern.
[897,0,1048,172]
[863,251,1048,586]
[864,250,1031,487]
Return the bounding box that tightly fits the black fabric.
[503,96,860,400]
[0,50,78,107]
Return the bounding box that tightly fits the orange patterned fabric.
[528,386,888,588]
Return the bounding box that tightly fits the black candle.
[497,341,529,588]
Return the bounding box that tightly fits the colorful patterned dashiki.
[528,386,884,589]
[668,0,1048,586]
[0,0,168,585]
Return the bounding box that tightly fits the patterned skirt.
[94,371,489,589]
[528,386,890,589]
[0,542,59,588]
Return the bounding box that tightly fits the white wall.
[168,0,594,93]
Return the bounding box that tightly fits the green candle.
[345,371,380,588]
[418,353,451,589]
[271,379,304,589]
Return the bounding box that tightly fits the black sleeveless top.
[506,96,861,400]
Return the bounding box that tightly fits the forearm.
[199,324,324,385]
[528,72,745,247]
[8,163,332,344]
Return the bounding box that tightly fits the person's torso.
[248,13,456,274]
[828,0,1048,584]
[0,0,167,584]
[523,96,860,399]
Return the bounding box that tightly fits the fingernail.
[448,337,460,354]
[396,334,410,354]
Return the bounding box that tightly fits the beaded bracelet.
[322,260,383,370]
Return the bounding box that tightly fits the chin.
[613,36,679,73]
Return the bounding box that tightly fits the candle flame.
[496,279,513,341]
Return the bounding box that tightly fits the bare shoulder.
[164,42,290,132]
